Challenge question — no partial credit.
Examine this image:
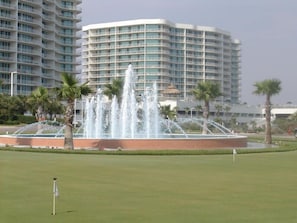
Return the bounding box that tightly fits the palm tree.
[192,81,222,134]
[160,105,176,120]
[103,78,123,103]
[253,79,281,144]
[56,73,92,150]
[27,87,50,121]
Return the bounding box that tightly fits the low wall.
[0,135,247,150]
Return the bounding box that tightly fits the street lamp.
[10,71,17,96]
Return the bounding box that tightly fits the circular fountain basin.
[0,134,247,150]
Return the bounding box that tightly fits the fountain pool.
[0,65,247,150]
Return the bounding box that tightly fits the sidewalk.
[0,125,23,135]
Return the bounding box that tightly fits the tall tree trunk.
[64,124,74,150]
[265,95,272,144]
[36,105,43,121]
[36,105,43,134]
[64,101,74,150]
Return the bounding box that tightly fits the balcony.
[0,24,14,31]
[0,13,17,20]
[0,56,14,62]
[18,28,41,36]
[0,34,16,41]
[58,13,81,21]
[56,4,82,13]
[0,2,17,9]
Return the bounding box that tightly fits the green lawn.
[1,150,297,223]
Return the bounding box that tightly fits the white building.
[267,106,297,119]
[82,19,241,104]
[0,0,82,95]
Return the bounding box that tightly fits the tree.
[195,105,202,117]
[27,87,50,121]
[192,81,222,134]
[103,78,123,103]
[249,120,257,132]
[223,105,231,117]
[222,105,231,126]
[56,73,92,150]
[289,112,297,121]
[47,97,64,121]
[9,95,28,116]
[184,107,190,117]
[0,95,28,123]
[215,104,223,117]
[160,105,176,120]
[253,79,281,144]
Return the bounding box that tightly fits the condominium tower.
[82,19,241,103]
[0,0,82,96]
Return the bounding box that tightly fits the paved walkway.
[0,125,23,135]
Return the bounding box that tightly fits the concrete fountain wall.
[0,135,247,150]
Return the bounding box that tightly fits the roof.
[162,84,180,95]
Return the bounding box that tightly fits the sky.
[81,0,297,105]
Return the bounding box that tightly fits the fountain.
[0,65,247,150]
[83,65,161,139]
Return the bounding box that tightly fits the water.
[83,64,161,139]
[12,121,63,136]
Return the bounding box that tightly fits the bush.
[17,115,36,124]
[4,120,19,125]
[0,115,36,125]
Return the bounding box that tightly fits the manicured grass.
[1,150,297,223]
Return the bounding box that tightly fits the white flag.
[53,181,59,197]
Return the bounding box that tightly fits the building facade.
[82,19,241,104]
[0,0,81,96]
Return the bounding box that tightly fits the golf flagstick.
[233,149,237,163]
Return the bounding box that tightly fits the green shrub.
[17,115,36,124]
[4,120,19,125]
[0,115,36,125]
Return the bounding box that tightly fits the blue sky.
[81,0,297,105]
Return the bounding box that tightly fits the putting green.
[1,150,297,223]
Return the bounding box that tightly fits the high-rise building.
[0,0,82,96]
[82,19,241,104]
